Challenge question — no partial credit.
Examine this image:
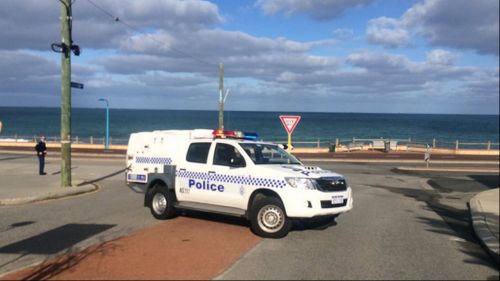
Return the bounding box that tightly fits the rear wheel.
[250,196,291,238]
[149,184,175,220]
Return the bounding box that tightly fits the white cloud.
[94,28,339,80]
[366,17,409,48]
[0,1,497,114]
[366,0,499,56]
[0,0,223,50]
[256,0,373,20]
[426,49,456,65]
[402,0,499,56]
[283,50,482,96]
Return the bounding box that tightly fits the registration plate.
[331,195,344,204]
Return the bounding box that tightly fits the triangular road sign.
[280,115,301,134]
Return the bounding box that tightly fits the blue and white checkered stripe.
[176,170,286,189]
[176,169,209,180]
[135,156,173,165]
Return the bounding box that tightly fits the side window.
[186,143,211,164]
[213,143,246,167]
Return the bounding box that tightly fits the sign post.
[279,115,301,152]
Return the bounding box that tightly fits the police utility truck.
[126,129,353,238]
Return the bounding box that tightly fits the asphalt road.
[0,156,498,279]
[217,162,499,280]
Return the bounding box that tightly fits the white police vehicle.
[126,129,353,238]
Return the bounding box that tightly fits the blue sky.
[0,0,498,114]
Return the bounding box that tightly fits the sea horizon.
[1,107,498,148]
[1,106,498,117]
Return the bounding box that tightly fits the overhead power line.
[85,0,215,67]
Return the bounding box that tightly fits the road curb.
[0,184,99,206]
[418,178,434,191]
[469,191,500,263]
[302,158,499,165]
[396,166,499,173]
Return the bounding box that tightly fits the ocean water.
[0,107,498,147]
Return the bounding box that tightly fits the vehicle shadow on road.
[292,217,337,231]
[177,210,338,234]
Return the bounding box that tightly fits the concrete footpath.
[0,151,498,265]
[469,188,500,263]
[0,155,101,206]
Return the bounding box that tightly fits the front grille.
[316,177,347,192]
[321,199,348,208]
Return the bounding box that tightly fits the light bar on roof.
[212,129,259,140]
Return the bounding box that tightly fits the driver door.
[208,142,247,208]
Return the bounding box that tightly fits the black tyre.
[149,184,175,220]
[250,196,291,238]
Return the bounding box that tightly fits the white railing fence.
[1,135,498,150]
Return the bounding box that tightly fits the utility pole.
[218,63,224,130]
[52,0,80,187]
[60,0,72,187]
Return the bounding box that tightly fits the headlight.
[285,177,318,190]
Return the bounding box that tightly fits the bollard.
[335,138,339,146]
[455,140,459,150]
[432,138,436,148]
[75,136,79,144]
[487,141,491,150]
[317,139,320,148]
[90,136,93,144]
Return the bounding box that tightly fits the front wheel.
[250,196,291,238]
[149,184,175,220]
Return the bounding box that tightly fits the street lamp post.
[98,98,109,150]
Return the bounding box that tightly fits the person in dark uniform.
[35,136,47,175]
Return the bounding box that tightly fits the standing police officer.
[35,136,47,175]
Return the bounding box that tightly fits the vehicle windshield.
[239,142,301,165]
